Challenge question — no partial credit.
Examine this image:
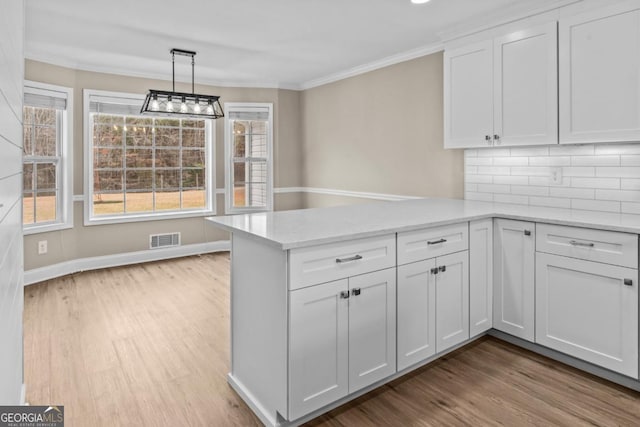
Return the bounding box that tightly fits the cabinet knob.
[485,135,492,144]
[431,267,438,275]
[624,279,633,286]
[494,134,501,144]
[351,288,361,296]
[438,265,446,273]
[524,230,531,236]
[340,291,350,299]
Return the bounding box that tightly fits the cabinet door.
[348,268,396,393]
[436,251,469,353]
[536,253,638,379]
[559,3,640,143]
[493,219,535,342]
[444,40,493,149]
[289,279,349,420]
[469,219,493,337]
[397,259,436,371]
[494,22,557,146]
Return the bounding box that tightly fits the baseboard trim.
[24,240,231,286]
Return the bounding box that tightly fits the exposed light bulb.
[206,101,214,115]
[180,97,187,113]
[166,96,174,112]
[194,99,201,114]
[123,125,128,132]
[151,97,159,111]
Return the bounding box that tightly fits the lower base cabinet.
[536,252,639,379]
[397,251,469,371]
[288,268,396,420]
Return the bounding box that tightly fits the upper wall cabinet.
[559,2,640,144]
[444,23,558,149]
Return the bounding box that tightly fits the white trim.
[24,240,231,286]
[302,187,422,201]
[299,43,443,90]
[73,194,84,202]
[20,384,26,406]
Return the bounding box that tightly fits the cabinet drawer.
[397,223,468,266]
[289,235,396,290]
[536,223,638,268]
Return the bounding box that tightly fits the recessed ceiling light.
[411,0,431,4]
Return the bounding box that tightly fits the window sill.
[23,221,74,235]
[225,207,272,215]
[84,209,216,226]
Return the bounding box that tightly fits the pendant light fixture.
[140,48,224,119]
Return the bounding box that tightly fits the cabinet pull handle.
[439,265,446,273]
[569,240,594,248]
[431,267,438,275]
[485,135,492,144]
[340,291,350,299]
[427,238,447,245]
[336,254,363,263]
[624,279,633,286]
[524,230,531,236]
[351,288,361,296]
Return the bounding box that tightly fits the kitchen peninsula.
[207,197,640,426]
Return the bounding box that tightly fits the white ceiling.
[25,0,568,90]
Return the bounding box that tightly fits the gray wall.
[23,61,304,270]
[300,52,464,207]
[0,0,25,405]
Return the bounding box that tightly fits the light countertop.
[206,198,640,250]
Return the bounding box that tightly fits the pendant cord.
[192,55,195,94]
[172,51,176,92]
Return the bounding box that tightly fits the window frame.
[83,89,215,225]
[224,102,274,214]
[23,80,74,235]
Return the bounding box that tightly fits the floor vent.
[150,232,181,249]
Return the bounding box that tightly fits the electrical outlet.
[550,167,563,185]
[37,240,48,255]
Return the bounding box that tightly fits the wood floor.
[24,253,640,426]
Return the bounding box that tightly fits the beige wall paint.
[300,52,463,200]
[24,60,303,270]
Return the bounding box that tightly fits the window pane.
[36,163,56,191]
[94,148,123,169]
[23,124,33,155]
[248,161,267,185]
[126,117,153,127]
[182,119,205,129]
[35,191,56,223]
[94,114,124,126]
[23,193,34,225]
[126,148,153,168]
[249,134,267,157]
[182,169,204,189]
[125,170,153,191]
[233,134,245,157]
[125,192,153,213]
[155,118,180,127]
[34,107,56,126]
[94,170,123,192]
[182,149,205,168]
[155,127,180,146]
[155,190,180,211]
[233,161,245,186]
[233,121,248,135]
[23,106,34,124]
[233,162,246,207]
[233,184,246,207]
[182,189,205,209]
[156,149,180,167]
[23,163,34,192]
[155,169,180,190]
[125,126,153,147]
[251,121,267,134]
[93,192,124,215]
[34,126,56,156]
[94,123,123,147]
[182,128,205,148]
[246,183,266,208]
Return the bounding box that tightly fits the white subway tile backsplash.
[511,185,549,196]
[529,196,571,208]
[621,155,640,166]
[595,189,640,202]
[493,175,529,185]
[493,194,529,205]
[493,157,529,166]
[529,156,571,166]
[571,155,620,166]
[571,177,620,189]
[549,187,595,199]
[571,199,621,213]
[464,143,640,214]
[477,166,510,175]
[549,145,594,156]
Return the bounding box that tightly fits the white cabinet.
[559,2,640,144]
[397,248,469,371]
[469,219,493,337]
[493,219,535,342]
[289,268,396,419]
[444,22,557,148]
[536,253,638,379]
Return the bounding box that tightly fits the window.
[84,90,214,224]
[224,103,273,213]
[23,81,73,234]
